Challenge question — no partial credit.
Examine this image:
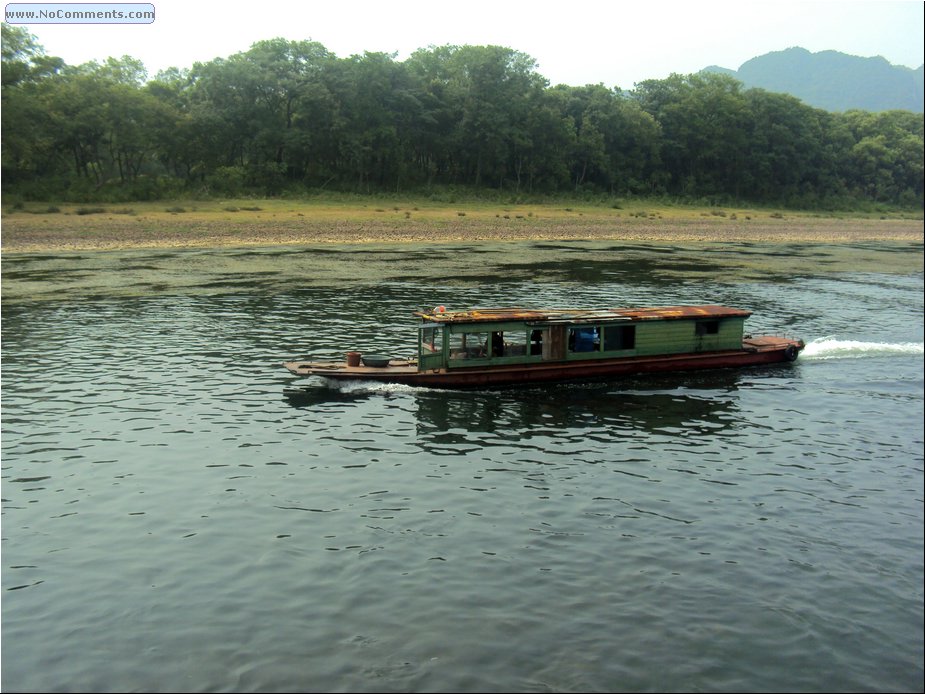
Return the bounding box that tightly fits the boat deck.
[743,335,799,352]
[283,358,418,378]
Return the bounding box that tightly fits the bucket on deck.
[346,351,362,367]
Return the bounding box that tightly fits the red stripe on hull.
[304,343,800,389]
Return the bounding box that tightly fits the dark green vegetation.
[2,24,923,209]
[704,47,924,113]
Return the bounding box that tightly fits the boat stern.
[743,335,805,361]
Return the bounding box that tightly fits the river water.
[2,240,923,693]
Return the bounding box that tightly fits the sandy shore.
[2,205,922,253]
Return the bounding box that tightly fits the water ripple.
[2,244,922,693]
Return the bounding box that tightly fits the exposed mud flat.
[2,204,921,253]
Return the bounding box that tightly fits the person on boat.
[491,331,504,357]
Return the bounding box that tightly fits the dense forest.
[2,24,923,209]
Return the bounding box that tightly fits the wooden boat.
[282,305,805,388]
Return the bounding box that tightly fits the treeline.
[2,24,923,208]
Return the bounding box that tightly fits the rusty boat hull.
[283,335,804,389]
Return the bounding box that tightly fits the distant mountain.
[703,47,924,113]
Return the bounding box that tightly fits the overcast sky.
[11,0,925,88]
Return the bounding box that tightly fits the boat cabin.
[414,305,752,372]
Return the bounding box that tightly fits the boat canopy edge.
[414,305,753,325]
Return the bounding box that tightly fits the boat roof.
[414,305,752,325]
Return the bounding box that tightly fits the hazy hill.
[704,47,924,112]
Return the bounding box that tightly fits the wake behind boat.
[283,304,805,389]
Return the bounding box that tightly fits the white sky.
[11,0,925,88]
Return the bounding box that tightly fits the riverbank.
[2,199,922,252]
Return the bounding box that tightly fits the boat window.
[604,325,636,350]
[420,325,444,353]
[496,330,529,357]
[696,320,720,336]
[448,329,530,359]
[449,332,489,359]
[568,326,600,353]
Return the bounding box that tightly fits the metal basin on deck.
[361,355,391,368]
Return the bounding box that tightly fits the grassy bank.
[2,198,922,253]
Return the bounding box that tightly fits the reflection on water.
[1,240,922,693]
[285,370,746,439]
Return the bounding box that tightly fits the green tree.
[2,24,67,192]
[177,39,335,192]
[1,23,64,86]
[406,44,548,188]
[840,110,924,202]
[546,84,661,194]
[740,90,829,203]
[635,73,749,199]
[322,51,424,190]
